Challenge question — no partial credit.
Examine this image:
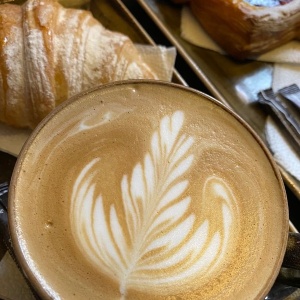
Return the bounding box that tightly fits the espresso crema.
[10,81,288,299]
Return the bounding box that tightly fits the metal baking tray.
[131,0,300,201]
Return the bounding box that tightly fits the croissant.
[190,0,300,60]
[0,0,157,128]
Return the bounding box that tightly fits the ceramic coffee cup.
[8,80,300,299]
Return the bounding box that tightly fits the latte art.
[10,82,288,300]
[70,111,237,298]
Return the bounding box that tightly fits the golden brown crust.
[190,0,300,60]
[0,0,157,128]
[22,0,58,126]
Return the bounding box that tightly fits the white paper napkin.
[137,45,177,82]
[272,63,300,91]
[0,123,31,156]
[265,116,300,182]
[0,252,35,300]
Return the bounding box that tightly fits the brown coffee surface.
[10,81,288,299]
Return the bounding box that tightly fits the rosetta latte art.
[70,111,237,298]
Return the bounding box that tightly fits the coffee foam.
[10,82,288,299]
[70,110,236,297]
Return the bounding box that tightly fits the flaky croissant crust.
[0,0,157,128]
[190,0,300,60]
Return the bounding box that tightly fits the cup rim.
[8,79,289,299]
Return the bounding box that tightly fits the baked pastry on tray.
[178,0,300,60]
[0,0,158,128]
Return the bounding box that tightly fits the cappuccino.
[9,81,288,299]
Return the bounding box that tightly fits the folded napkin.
[273,63,300,91]
[0,124,31,156]
[180,6,300,92]
[265,116,300,182]
[137,45,177,82]
[0,252,35,300]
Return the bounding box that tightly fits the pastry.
[189,0,300,59]
[0,0,157,128]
